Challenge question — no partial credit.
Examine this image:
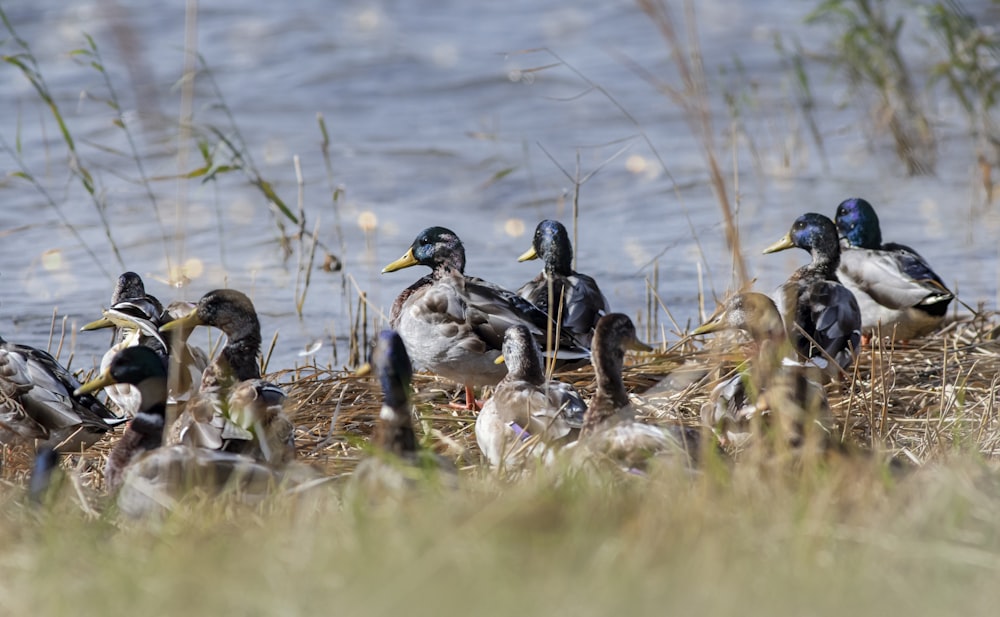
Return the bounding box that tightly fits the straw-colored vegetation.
[3,314,1000,615]
[3,2,1000,615]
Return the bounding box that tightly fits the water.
[1,0,997,374]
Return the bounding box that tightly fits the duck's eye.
[793,221,806,231]
[419,235,431,245]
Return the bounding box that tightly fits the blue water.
[1,0,997,373]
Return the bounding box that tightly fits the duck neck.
[582,346,629,433]
[807,242,840,280]
[433,247,466,278]
[505,348,546,387]
[130,403,167,452]
[544,248,573,277]
[220,336,263,381]
[374,403,418,457]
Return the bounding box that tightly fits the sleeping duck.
[159,289,295,466]
[382,226,587,410]
[835,197,953,340]
[0,333,124,452]
[763,213,862,376]
[516,219,610,348]
[475,324,586,470]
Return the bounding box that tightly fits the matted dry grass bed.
[3,312,998,491]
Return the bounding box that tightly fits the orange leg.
[446,383,484,411]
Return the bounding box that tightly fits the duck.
[159,289,295,466]
[475,324,587,470]
[763,213,862,375]
[352,330,456,492]
[569,313,699,471]
[82,296,208,414]
[382,226,587,410]
[835,197,953,340]
[516,219,610,348]
[0,333,125,452]
[74,345,302,519]
[693,292,833,450]
[80,272,168,416]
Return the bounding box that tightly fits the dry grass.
[1,316,1000,616]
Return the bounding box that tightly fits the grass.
[3,315,1000,615]
[3,3,1000,615]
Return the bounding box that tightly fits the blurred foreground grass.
[2,454,1000,616]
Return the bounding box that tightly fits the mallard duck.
[516,219,610,348]
[352,330,456,492]
[475,324,587,469]
[693,292,833,450]
[159,289,295,466]
[382,226,587,410]
[75,346,305,519]
[570,314,698,471]
[82,273,209,416]
[81,276,167,417]
[0,333,124,452]
[835,197,953,340]
[763,213,862,375]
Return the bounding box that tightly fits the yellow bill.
[159,310,204,333]
[517,246,538,262]
[762,232,795,254]
[74,369,117,396]
[382,248,419,273]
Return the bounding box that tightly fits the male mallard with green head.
[763,213,862,375]
[382,226,587,410]
[516,219,610,348]
[835,197,953,340]
[352,330,456,492]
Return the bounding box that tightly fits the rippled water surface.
[2,0,998,372]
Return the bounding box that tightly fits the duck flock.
[6,197,954,517]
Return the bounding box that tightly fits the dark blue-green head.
[382,226,466,275]
[107,346,168,385]
[111,271,146,304]
[763,213,841,264]
[75,346,168,415]
[519,219,573,275]
[373,330,414,410]
[835,197,882,249]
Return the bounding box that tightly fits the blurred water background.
[1,0,998,372]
